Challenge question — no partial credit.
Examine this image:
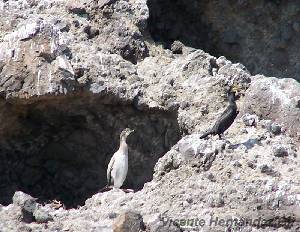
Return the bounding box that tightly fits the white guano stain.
[37,70,41,95]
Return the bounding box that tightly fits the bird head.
[228,83,240,93]
[227,84,241,99]
[120,128,135,140]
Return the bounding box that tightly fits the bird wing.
[217,106,233,122]
[107,154,115,186]
[212,107,234,131]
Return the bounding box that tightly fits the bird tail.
[200,129,213,139]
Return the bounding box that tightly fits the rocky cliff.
[0,0,299,231]
[149,0,300,80]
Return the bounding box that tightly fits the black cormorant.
[200,88,238,139]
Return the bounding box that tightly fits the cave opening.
[147,0,300,80]
[148,0,216,54]
[0,95,181,208]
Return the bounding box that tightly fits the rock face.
[148,0,300,80]
[242,77,300,140]
[112,211,145,232]
[0,0,180,207]
[12,191,37,223]
[0,0,299,232]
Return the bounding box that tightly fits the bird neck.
[228,94,236,107]
[119,137,128,154]
[229,100,236,106]
[229,101,237,111]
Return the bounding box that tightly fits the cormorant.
[106,128,134,189]
[200,87,239,139]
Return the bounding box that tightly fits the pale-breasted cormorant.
[106,128,134,189]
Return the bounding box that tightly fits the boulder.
[13,191,38,223]
[243,77,300,140]
[112,211,145,232]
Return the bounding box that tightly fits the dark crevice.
[0,95,181,208]
[147,0,300,80]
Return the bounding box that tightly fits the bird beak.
[231,84,241,93]
[130,129,135,134]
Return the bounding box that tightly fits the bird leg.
[98,186,113,193]
[99,187,134,193]
[121,188,134,193]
